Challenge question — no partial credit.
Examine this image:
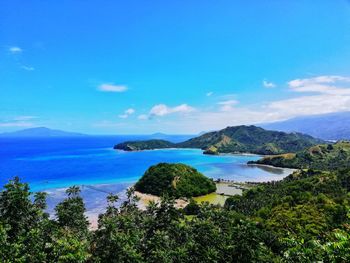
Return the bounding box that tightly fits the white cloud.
[138,114,148,120]
[262,75,350,118]
[21,65,35,71]
[95,75,350,134]
[288,75,350,95]
[217,99,238,111]
[0,121,34,127]
[161,75,350,133]
[263,80,276,88]
[150,104,195,117]
[206,92,213,97]
[119,108,135,119]
[0,116,38,128]
[288,75,350,88]
[9,46,22,54]
[13,116,38,121]
[125,108,135,115]
[98,84,128,92]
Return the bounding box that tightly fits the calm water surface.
[0,136,293,219]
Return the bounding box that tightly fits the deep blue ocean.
[0,136,293,221]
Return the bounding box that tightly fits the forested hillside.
[115,125,324,155]
[250,141,350,170]
[1,169,349,262]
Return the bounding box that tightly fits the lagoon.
[0,136,293,222]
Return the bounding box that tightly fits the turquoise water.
[0,136,293,218]
[0,136,291,191]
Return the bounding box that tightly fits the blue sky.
[1,0,350,134]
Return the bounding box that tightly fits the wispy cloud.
[138,114,148,120]
[9,46,22,54]
[133,75,350,133]
[119,108,135,119]
[263,80,276,88]
[21,65,35,71]
[264,75,350,117]
[206,92,213,97]
[98,84,128,92]
[288,75,350,95]
[13,116,38,121]
[95,75,350,134]
[0,116,38,128]
[0,122,34,128]
[136,104,195,120]
[149,104,195,117]
[217,99,238,112]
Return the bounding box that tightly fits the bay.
[0,136,293,223]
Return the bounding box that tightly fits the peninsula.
[115,125,324,155]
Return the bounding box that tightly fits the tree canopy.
[134,163,216,198]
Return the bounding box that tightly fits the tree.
[55,186,88,237]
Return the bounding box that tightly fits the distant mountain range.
[115,125,324,155]
[260,111,350,141]
[147,133,194,142]
[0,127,86,137]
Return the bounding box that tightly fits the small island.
[114,139,175,151]
[134,163,216,198]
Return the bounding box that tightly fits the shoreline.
[116,147,288,159]
[247,163,297,173]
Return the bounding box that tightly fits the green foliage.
[115,125,323,155]
[225,169,350,245]
[2,167,350,261]
[0,177,90,262]
[0,177,34,239]
[55,186,89,236]
[251,141,350,170]
[179,125,323,155]
[183,198,200,215]
[134,163,216,198]
[114,139,175,151]
[282,229,350,262]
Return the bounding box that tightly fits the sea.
[0,135,294,222]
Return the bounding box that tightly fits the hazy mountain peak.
[0,127,86,137]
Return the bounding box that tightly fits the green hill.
[114,139,175,151]
[134,163,216,198]
[177,125,323,154]
[249,141,350,170]
[115,125,324,155]
[224,168,350,240]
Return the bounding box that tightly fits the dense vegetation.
[1,169,350,262]
[114,139,175,151]
[224,168,350,261]
[250,141,350,170]
[134,163,216,198]
[115,125,324,155]
[1,170,350,262]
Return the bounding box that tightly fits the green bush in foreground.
[1,168,350,262]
